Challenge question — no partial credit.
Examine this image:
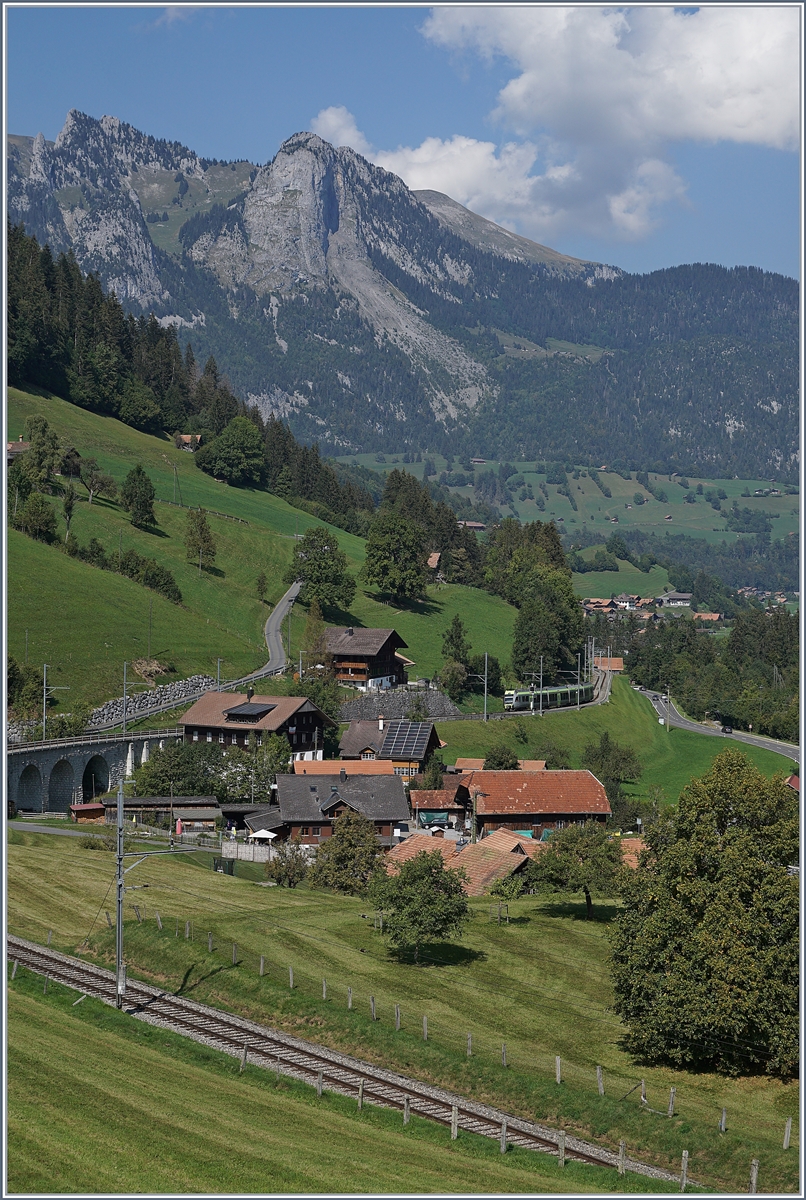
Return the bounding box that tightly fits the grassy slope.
[339,453,799,546]
[7,980,681,1196]
[7,388,517,705]
[572,554,670,599]
[435,677,793,804]
[7,828,797,1193]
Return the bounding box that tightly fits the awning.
[249,829,277,840]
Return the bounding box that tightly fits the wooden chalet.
[246,772,410,848]
[325,627,408,690]
[179,691,335,762]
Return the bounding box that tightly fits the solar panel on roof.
[380,721,431,760]
[224,702,276,721]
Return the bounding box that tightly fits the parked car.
[721,725,733,734]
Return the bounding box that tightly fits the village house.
[98,795,220,830]
[7,435,30,466]
[179,690,334,761]
[246,771,410,848]
[386,827,543,896]
[459,769,610,839]
[339,717,442,778]
[656,591,693,607]
[325,627,409,690]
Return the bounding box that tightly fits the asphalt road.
[262,580,301,674]
[641,689,799,764]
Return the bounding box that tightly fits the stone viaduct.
[7,729,184,815]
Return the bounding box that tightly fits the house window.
[393,766,412,776]
[206,731,213,743]
[192,730,199,742]
[556,820,565,830]
[361,752,375,760]
[256,734,262,747]
[312,826,321,836]
[300,826,310,835]
[219,732,225,744]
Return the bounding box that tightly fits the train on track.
[504,682,595,712]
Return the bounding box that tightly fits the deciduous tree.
[79,457,117,506]
[120,464,156,527]
[483,743,519,770]
[185,508,217,572]
[372,850,469,963]
[284,525,355,610]
[526,821,622,919]
[442,614,471,666]
[362,511,428,601]
[266,837,309,889]
[611,751,798,1077]
[308,810,384,896]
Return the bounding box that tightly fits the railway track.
[8,935,682,1185]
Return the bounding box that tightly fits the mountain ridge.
[7,110,798,476]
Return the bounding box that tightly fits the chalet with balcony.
[179,690,335,761]
[325,627,409,690]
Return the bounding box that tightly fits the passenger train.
[503,682,595,711]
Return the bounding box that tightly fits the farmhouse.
[247,772,410,848]
[460,769,610,839]
[386,827,543,896]
[325,627,408,690]
[656,591,693,607]
[340,717,441,778]
[180,690,334,761]
[99,795,220,829]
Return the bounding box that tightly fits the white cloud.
[308,8,798,245]
[153,6,202,28]
[310,106,373,158]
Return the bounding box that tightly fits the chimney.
[346,626,353,636]
[340,767,346,783]
[246,686,254,701]
[378,715,384,731]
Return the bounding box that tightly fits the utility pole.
[25,629,29,666]
[217,659,223,691]
[148,596,153,660]
[577,653,581,709]
[484,651,488,722]
[540,656,543,717]
[123,661,128,735]
[116,775,125,1007]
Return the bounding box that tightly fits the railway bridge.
[6,729,183,815]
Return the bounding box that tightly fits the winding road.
[642,690,799,764]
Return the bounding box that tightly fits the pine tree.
[185,508,216,573]
[120,464,156,527]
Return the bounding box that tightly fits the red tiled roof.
[594,656,624,672]
[463,770,610,817]
[386,834,458,870]
[481,827,544,860]
[410,787,465,811]
[451,841,531,895]
[618,836,644,869]
[455,758,485,771]
[293,759,395,775]
[786,774,800,793]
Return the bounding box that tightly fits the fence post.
[618,1141,626,1176]
[185,920,190,940]
[558,1131,566,1169]
[347,985,352,1010]
[423,1014,428,1041]
[555,1055,561,1084]
[357,1079,364,1111]
[47,929,52,946]
[500,1118,507,1153]
[260,955,265,977]
[668,1087,676,1117]
[395,1003,400,1031]
[11,962,18,980]
[596,1065,604,1095]
[240,1044,248,1073]
[502,1043,507,1068]
[155,911,162,931]
[322,978,327,1000]
[133,906,142,923]
[317,1070,323,1098]
[289,965,293,989]
[680,1150,689,1193]
[640,1079,646,1106]
[720,1107,727,1134]
[106,911,113,928]
[370,995,376,1021]
[451,1105,458,1140]
[232,942,237,965]
[784,1116,792,1150]
[749,1159,759,1194]
[175,917,179,937]
[403,1096,410,1125]
[43,975,48,994]
[467,1033,472,1057]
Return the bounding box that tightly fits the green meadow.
[6,826,797,1193]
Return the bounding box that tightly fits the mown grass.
[6,827,798,1193]
[436,677,793,804]
[8,387,519,708]
[6,977,690,1195]
[572,554,670,599]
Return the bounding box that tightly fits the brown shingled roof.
[463,770,610,817]
[619,837,644,869]
[481,828,544,860]
[451,841,531,896]
[410,785,466,811]
[180,691,335,732]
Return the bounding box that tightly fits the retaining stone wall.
[88,674,216,728]
[340,691,461,721]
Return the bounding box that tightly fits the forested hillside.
[8,113,798,476]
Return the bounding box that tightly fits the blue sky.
[5,5,801,278]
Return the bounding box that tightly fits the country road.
[260,580,301,677]
[643,690,799,764]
